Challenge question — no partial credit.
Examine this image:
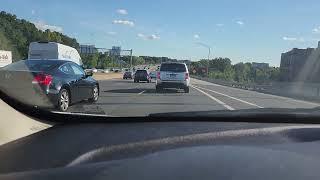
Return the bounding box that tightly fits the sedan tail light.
[185,73,189,80]
[157,72,161,80]
[32,73,53,86]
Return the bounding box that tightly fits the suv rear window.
[135,70,148,75]
[160,64,186,72]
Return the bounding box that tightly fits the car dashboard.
[1,121,320,179]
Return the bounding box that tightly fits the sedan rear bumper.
[156,80,189,89]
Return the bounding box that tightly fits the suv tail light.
[157,72,161,80]
[185,73,189,80]
[32,73,53,86]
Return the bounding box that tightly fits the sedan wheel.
[89,85,99,103]
[58,89,69,112]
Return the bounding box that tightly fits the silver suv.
[156,62,190,93]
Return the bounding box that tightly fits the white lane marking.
[138,90,146,95]
[192,86,234,110]
[193,85,264,108]
[192,78,320,107]
[51,111,116,117]
[67,125,320,166]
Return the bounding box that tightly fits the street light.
[196,42,211,77]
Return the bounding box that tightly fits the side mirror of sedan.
[85,70,93,77]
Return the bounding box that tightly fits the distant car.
[156,62,190,93]
[123,71,133,79]
[149,71,157,79]
[0,60,99,112]
[103,69,109,73]
[134,70,151,83]
[92,68,98,73]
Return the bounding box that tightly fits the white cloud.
[282,36,305,42]
[283,37,297,41]
[31,10,35,15]
[236,21,244,25]
[148,34,160,40]
[216,24,224,27]
[107,31,117,35]
[116,9,128,15]
[33,21,63,32]
[193,34,200,39]
[112,20,134,27]
[137,33,145,38]
[312,27,320,34]
[137,33,160,40]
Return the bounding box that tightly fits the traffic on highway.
[0,40,320,116]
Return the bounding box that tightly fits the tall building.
[280,42,320,82]
[79,45,97,54]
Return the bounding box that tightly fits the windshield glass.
[0,0,320,118]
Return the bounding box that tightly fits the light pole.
[196,42,211,77]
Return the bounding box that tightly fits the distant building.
[280,42,320,82]
[79,45,97,54]
[109,46,121,56]
[252,62,269,70]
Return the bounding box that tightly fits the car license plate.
[170,74,176,78]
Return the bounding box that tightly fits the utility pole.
[130,49,133,70]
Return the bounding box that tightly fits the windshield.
[1,0,320,118]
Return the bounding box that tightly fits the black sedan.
[134,70,151,83]
[123,71,133,79]
[0,60,99,111]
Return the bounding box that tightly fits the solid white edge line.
[191,85,235,110]
[192,78,320,107]
[138,90,146,95]
[193,85,264,108]
[51,111,116,117]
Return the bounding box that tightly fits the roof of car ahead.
[27,59,73,66]
[161,62,186,65]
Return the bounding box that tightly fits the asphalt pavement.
[67,78,320,116]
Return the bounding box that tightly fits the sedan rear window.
[160,64,186,72]
[3,60,58,71]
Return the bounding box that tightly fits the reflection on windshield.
[0,1,320,117]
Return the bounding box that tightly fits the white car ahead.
[156,62,190,93]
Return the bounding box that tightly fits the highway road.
[67,78,320,116]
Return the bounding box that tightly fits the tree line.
[190,58,280,84]
[0,11,79,61]
[81,53,181,69]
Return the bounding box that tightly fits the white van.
[28,42,83,66]
[0,50,12,68]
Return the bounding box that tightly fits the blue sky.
[2,0,320,66]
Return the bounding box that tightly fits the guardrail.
[191,75,320,101]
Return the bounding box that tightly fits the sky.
[2,0,320,66]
